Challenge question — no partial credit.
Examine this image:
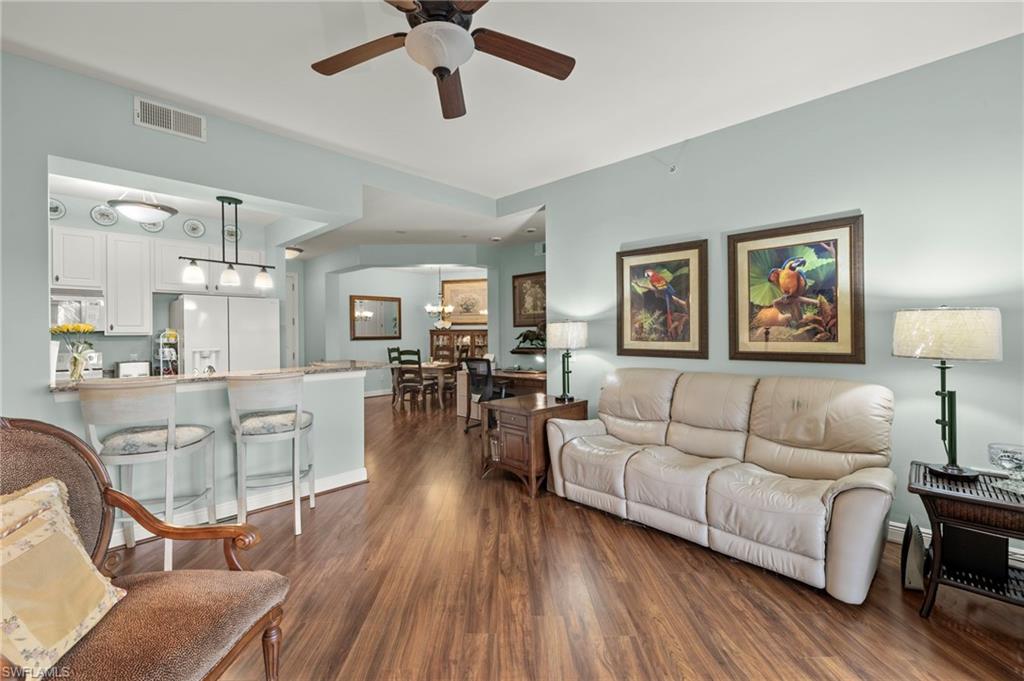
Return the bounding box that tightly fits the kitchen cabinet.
[106,234,152,335]
[153,240,212,293]
[51,226,105,290]
[211,248,266,296]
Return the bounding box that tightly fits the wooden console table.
[908,461,1023,617]
[480,395,587,497]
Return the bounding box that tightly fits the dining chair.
[396,349,439,408]
[386,346,401,406]
[78,378,216,571]
[227,373,314,536]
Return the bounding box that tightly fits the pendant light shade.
[108,198,178,223]
[219,264,241,287]
[181,259,205,285]
[254,267,274,290]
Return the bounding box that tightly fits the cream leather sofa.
[546,368,895,604]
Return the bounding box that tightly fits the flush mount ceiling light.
[284,246,304,260]
[178,196,275,289]
[108,190,179,223]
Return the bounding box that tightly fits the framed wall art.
[617,239,708,359]
[727,215,864,363]
[512,271,546,327]
[442,278,488,326]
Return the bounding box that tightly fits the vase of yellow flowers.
[49,323,96,384]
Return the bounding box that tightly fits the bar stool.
[227,372,314,536]
[79,379,216,571]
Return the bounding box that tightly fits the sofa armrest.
[104,488,260,571]
[822,467,896,604]
[546,418,607,497]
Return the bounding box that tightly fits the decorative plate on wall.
[223,225,241,243]
[90,204,119,226]
[182,218,206,238]
[48,198,66,220]
[139,220,165,233]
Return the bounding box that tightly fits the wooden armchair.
[0,418,286,681]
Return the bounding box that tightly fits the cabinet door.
[498,426,530,469]
[106,234,152,335]
[51,227,105,289]
[211,248,265,296]
[153,240,211,293]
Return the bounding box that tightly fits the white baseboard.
[887,520,1024,568]
[108,467,368,549]
[364,389,393,398]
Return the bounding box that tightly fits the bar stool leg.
[236,437,248,524]
[163,451,174,571]
[306,427,316,510]
[122,464,136,549]
[205,438,217,524]
[292,434,302,536]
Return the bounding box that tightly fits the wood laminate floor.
[115,397,1023,680]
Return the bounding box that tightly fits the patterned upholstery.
[238,410,313,436]
[100,425,214,455]
[57,570,289,681]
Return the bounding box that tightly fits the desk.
[456,370,547,419]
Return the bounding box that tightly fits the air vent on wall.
[133,96,207,142]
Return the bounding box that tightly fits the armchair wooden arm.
[103,488,260,571]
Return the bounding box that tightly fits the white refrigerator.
[170,295,280,374]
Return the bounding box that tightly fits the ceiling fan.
[311,0,576,119]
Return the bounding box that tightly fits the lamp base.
[555,394,575,403]
[926,463,980,481]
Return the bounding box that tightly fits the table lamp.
[892,306,1002,480]
[547,320,588,403]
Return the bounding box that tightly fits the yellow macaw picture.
[746,239,838,343]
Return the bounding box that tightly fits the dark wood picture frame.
[442,278,488,326]
[727,215,865,364]
[616,239,709,359]
[512,271,546,328]
[349,295,402,341]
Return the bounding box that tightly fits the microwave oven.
[50,294,106,331]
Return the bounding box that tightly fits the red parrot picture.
[627,260,691,342]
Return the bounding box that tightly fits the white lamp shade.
[548,321,588,350]
[253,268,274,290]
[181,260,205,285]
[405,22,475,73]
[219,264,241,287]
[892,307,1002,361]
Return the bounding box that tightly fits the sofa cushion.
[597,368,680,445]
[707,463,830,560]
[666,373,758,460]
[746,377,894,479]
[57,569,288,681]
[625,446,737,523]
[562,435,641,498]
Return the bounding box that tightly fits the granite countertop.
[50,360,387,393]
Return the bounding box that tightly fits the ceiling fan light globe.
[405,22,474,74]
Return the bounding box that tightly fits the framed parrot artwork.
[728,215,865,363]
[616,239,708,358]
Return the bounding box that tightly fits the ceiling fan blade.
[383,0,419,12]
[311,33,407,75]
[452,0,488,12]
[472,28,575,80]
[436,69,467,119]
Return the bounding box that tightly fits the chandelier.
[424,266,454,329]
[179,196,275,290]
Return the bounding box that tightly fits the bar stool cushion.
[237,410,314,436]
[100,425,214,455]
[57,569,289,681]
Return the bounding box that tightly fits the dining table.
[390,360,459,407]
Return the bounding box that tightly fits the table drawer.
[497,411,528,429]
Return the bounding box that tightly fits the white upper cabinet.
[51,226,106,290]
[106,234,152,335]
[211,248,266,296]
[153,239,212,293]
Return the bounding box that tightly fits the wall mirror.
[350,295,401,340]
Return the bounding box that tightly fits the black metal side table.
[908,461,1024,617]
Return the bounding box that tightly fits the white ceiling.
[296,185,544,256]
[5,3,1021,197]
[48,175,283,227]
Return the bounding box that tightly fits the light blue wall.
[499,36,1024,522]
[0,52,495,419]
[491,243,546,368]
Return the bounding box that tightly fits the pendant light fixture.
[179,196,275,289]
[108,189,179,223]
[424,266,454,329]
[284,246,304,260]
